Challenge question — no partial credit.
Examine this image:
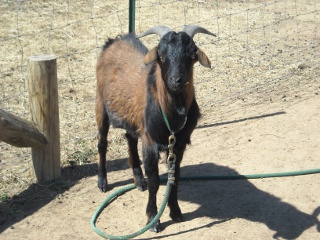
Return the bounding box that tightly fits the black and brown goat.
[96,25,215,232]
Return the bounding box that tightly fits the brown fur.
[96,39,149,134]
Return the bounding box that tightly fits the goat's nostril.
[169,76,184,90]
[171,76,182,85]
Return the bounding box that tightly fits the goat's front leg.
[167,144,186,222]
[143,143,161,232]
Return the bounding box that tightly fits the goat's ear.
[144,47,158,64]
[196,48,211,68]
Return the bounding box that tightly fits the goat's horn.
[136,26,172,39]
[182,24,216,38]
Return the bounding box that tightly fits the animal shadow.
[161,163,320,239]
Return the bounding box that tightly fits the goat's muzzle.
[168,76,186,93]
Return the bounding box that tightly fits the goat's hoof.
[169,208,183,222]
[98,178,108,193]
[147,218,161,233]
[136,178,147,192]
[170,214,183,222]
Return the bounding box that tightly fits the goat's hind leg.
[125,132,147,191]
[97,104,110,192]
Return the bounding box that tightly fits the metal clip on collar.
[167,134,176,185]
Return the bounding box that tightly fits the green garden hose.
[91,168,320,239]
[90,181,173,240]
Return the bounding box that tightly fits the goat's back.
[96,34,150,133]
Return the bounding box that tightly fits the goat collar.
[161,108,187,135]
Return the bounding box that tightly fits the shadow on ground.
[197,111,286,129]
[0,158,131,234]
[149,163,320,240]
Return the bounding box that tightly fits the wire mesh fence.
[0,0,319,188]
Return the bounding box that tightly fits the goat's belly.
[107,109,139,134]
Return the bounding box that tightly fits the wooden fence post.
[27,54,61,181]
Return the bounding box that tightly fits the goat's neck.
[153,63,195,132]
[164,90,193,133]
[168,92,186,115]
[157,81,194,133]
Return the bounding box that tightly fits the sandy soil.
[1,82,319,239]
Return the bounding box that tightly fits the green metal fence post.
[129,0,135,33]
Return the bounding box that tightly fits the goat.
[96,24,215,232]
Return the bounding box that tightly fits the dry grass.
[0,0,319,198]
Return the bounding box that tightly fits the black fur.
[102,38,115,51]
[158,32,197,94]
[102,33,149,55]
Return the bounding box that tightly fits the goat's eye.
[191,53,197,59]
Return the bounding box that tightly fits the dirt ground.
[1,80,320,239]
[1,0,320,239]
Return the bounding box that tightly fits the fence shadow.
[147,163,320,239]
[197,111,286,129]
[0,158,131,234]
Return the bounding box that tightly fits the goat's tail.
[102,38,116,51]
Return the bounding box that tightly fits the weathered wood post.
[27,54,61,181]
